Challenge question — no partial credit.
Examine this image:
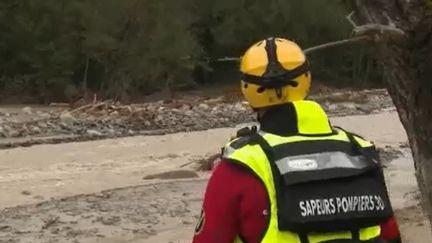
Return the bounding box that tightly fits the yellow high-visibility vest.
[223,100,381,243]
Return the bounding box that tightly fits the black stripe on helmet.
[241,61,309,89]
[263,37,287,78]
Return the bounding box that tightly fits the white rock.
[181,105,190,110]
[327,104,339,111]
[340,102,357,110]
[31,126,42,134]
[234,103,247,112]
[146,105,156,112]
[185,111,194,117]
[8,129,20,137]
[36,111,50,118]
[22,107,32,114]
[155,115,164,122]
[60,112,75,126]
[86,129,103,136]
[198,103,210,110]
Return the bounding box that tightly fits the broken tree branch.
[214,36,372,61]
[346,11,406,41]
[42,215,59,230]
[352,24,406,42]
[69,103,94,114]
[216,57,241,62]
[213,21,406,62]
[304,36,371,54]
[346,11,358,28]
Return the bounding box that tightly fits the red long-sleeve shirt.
[193,160,401,243]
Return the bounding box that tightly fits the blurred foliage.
[0,0,382,102]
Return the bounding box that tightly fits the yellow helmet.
[240,37,311,108]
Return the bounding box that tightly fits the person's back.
[193,37,401,243]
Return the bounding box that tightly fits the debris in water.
[143,170,199,180]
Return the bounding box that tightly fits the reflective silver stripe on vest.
[223,130,267,158]
[223,145,236,158]
[275,151,369,174]
[258,131,267,136]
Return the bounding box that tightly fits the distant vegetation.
[0,0,383,103]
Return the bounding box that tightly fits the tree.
[0,0,382,102]
[0,0,202,102]
[192,0,379,87]
[352,0,432,225]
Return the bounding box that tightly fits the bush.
[0,0,382,102]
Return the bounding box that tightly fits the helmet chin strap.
[275,88,283,99]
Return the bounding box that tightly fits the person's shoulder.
[225,125,259,149]
[212,159,261,182]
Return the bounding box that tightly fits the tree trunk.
[159,74,175,100]
[82,55,90,92]
[352,0,432,225]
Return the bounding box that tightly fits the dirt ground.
[0,111,431,243]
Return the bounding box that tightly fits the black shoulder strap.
[221,126,259,158]
[335,127,381,169]
[248,132,286,216]
[236,126,258,138]
[344,130,363,155]
[334,127,368,155]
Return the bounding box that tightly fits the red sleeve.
[380,216,401,242]
[192,160,268,243]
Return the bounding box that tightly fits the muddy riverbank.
[0,111,430,242]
